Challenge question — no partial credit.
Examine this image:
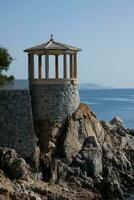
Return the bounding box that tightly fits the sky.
[0,0,134,88]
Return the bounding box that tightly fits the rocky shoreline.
[0,103,134,200]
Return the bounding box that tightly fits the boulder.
[0,147,30,180]
[110,116,124,127]
[57,104,105,164]
[71,135,102,178]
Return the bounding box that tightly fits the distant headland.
[79,82,113,89]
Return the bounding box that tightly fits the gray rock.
[110,116,124,127]
[0,147,30,180]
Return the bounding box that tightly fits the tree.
[0,47,14,84]
[0,47,13,74]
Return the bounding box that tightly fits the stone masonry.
[31,84,80,123]
[0,83,80,159]
[0,90,37,159]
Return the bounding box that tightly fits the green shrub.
[0,47,14,85]
[0,74,14,85]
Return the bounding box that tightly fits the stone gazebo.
[24,35,81,122]
[24,35,81,84]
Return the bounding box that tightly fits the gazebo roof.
[24,35,81,54]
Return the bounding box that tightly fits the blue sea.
[79,89,134,129]
[0,80,134,129]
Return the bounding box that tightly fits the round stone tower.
[24,35,81,123]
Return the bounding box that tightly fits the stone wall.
[31,84,80,122]
[0,90,37,159]
[0,83,80,158]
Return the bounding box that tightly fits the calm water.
[80,89,134,129]
[0,81,134,129]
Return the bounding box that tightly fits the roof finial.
[50,34,53,41]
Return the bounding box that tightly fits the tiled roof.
[24,35,81,53]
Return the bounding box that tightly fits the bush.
[0,74,14,85]
[0,47,14,85]
[0,47,13,73]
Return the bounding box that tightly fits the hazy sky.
[0,0,134,88]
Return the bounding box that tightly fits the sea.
[80,88,134,199]
[79,88,134,129]
[0,80,134,129]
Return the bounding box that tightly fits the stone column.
[72,54,74,78]
[63,53,67,78]
[45,55,49,79]
[70,54,73,78]
[74,53,77,78]
[38,55,42,79]
[55,55,59,79]
[28,54,34,80]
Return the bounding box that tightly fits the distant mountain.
[79,83,113,90]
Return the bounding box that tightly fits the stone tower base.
[31,84,80,123]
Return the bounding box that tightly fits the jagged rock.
[71,136,102,178]
[34,120,62,153]
[110,116,124,127]
[128,129,134,136]
[95,177,125,200]
[0,147,31,180]
[57,104,105,164]
[0,104,134,199]
[40,103,134,199]
[0,174,102,200]
[0,169,13,199]
[73,147,102,178]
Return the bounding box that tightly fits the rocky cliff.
[0,104,134,200]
